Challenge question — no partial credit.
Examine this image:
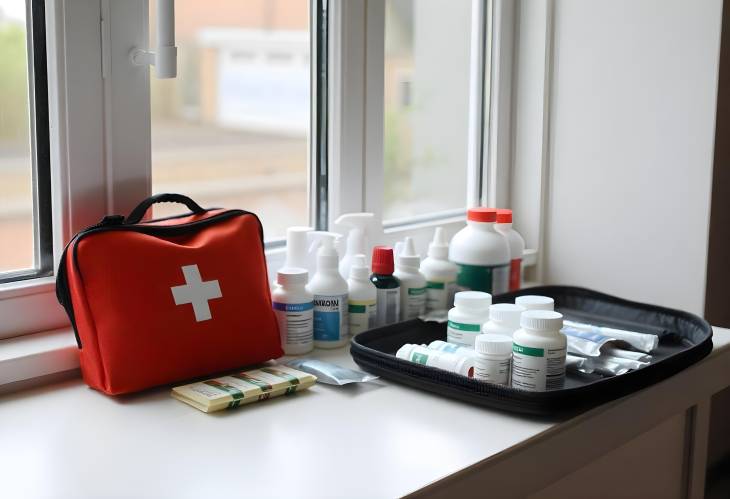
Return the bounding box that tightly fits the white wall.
[536,0,722,314]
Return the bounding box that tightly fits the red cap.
[496,209,512,223]
[371,246,394,275]
[467,207,497,223]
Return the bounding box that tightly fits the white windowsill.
[0,328,79,387]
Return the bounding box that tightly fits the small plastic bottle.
[474,334,513,385]
[449,207,511,295]
[396,343,475,378]
[309,234,349,348]
[421,227,459,313]
[447,291,492,347]
[394,237,427,321]
[483,303,526,338]
[515,295,554,311]
[347,254,377,337]
[511,310,567,392]
[495,209,526,292]
[370,246,401,327]
[271,267,314,355]
[427,340,479,359]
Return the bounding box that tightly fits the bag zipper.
[56,209,263,348]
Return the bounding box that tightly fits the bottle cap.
[276,267,308,286]
[467,207,497,223]
[396,237,420,269]
[496,209,512,224]
[454,291,492,311]
[316,233,340,271]
[349,254,370,280]
[515,295,555,311]
[427,227,449,259]
[488,303,525,328]
[475,333,513,356]
[520,310,564,331]
[371,246,395,275]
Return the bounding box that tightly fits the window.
[149,0,312,241]
[0,0,51,280]
[382,0,482,222]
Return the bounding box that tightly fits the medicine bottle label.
[426,280,457,312]
[404,286,427,320]
[475,357,511,385]
[447,320,482,347]
[348,299,377,336]
[313,294,348,342]
[511,343,566,391]
[273,301,314,348]
[375,288,400,327]
[509,258,522,292]
[455,263,510,295]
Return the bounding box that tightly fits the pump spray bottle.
[335,213,376,280]
[393,237,427,320]
[309,234,349,348]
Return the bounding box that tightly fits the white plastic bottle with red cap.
[495,209,525,292]
[449,208,511,295]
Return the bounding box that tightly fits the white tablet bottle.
[482,303,526,338]
[396,344,475,378]
[447,291,492,347]
[511,310,566,392]
[515,295,554,311]
[271,267,314,355]
[474,333,513,385]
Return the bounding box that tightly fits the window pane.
[150,0,311,241]
[0,1,34,273]
[383,0,474,221]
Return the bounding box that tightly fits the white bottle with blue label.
[309,234,349,348]
[271,267,314,355]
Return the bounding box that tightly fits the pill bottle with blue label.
[309,235,349,348]
[448,207,510,295]
[447,291,492,347]
[271,267,314,355]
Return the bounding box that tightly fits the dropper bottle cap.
[396,237,420,269]
[349,254,370,280]
[427,227,449,260]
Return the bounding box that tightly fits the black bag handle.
[125,193,206,224]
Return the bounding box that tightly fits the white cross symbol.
[170,264,222,322]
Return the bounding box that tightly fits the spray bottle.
[347,254,377,336]
[420,227,459,312]
[308,233,349,348]
[335,213,376,280]
[393,237,427,320]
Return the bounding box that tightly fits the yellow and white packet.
[172,365,316,413]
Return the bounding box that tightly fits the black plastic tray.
[350,286,713,416]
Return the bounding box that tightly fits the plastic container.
[394,237,427,320]
[309,234,349,349]
[370,246,400,327]
[495,209,526,292]
[515,295,554,311]
[511,310,567,392]
[347,254,377,337]
[396,343,474,378]
[447,291,492,347]
[335,212,376,280]
[449,207,510,295]
[421,227,459,313]
[427,340,479,358]
[483,303,526,338]
[271,267,314,355]
[474,333,513,385]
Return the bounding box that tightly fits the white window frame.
[0,0,542,384]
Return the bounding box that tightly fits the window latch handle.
[129,0,177,79]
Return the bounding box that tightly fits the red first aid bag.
[56,193,283,395]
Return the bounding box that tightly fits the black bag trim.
[350,286,713,416]
[56,200,265,349]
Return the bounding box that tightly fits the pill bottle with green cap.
[515,295,554,311]
[511,310,566,392]
[447,291,491,347]
[448,207,510,294]
[474,333,513,385]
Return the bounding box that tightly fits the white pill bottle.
[511,310,567,392]
[447,291,491,347]
[449,208,510,295]
[271,268,314,355]
[482,303,525,338]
